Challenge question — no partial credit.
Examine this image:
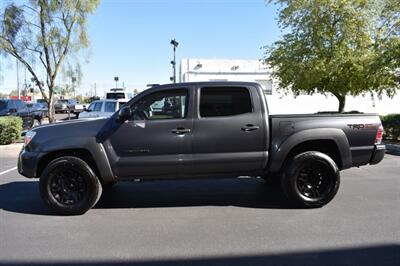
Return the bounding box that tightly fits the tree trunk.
[47,92,55,123]
[334,94,346,113]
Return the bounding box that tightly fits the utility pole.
[16,58,20,99]
[24,66,27,101]
[170,39,179,83]
[72,76,76,98]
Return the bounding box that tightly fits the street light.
[114,76,119,88]
[170,39,179,83]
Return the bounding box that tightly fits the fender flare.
[268,128,352,172]
[38,137,114,183]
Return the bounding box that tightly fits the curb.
[385,143,400,156]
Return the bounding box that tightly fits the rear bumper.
[369,144,385,165]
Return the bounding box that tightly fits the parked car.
[54,99,81,114]
[26,102,49,121]
[106,88,132,101]
[18,82,385,215]
[54,99,70,113]
[79,100,126,119]
[0,99,38,129]
[70,102,86,117]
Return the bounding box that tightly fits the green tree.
[0,0,99,122]
[264,0,400,112]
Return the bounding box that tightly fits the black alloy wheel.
[49,167,88,206]
[282,151,340,208]
[40,156,102,215]
[295,161,335,201]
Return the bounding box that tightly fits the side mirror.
[118,106,131,121]
[83,108,91,112]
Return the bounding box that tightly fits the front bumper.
[369,144,385,165]
[18,148,41,178]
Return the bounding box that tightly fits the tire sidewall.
[40,156,102,215]
[282,151,340,208]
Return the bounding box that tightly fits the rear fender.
[268,128,352,172]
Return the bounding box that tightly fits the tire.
[39,156,103,215]
[281,151,340,208]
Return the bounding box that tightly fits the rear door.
[103,101,117,117]
[108,87,194,178]
[192,85,266,175]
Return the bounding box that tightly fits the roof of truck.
[156,81,261,87]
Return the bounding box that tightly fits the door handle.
[241,124,260,132]
[171,127,191,134]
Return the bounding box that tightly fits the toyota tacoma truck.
[18,82,385,215]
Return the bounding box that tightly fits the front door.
[192,85,266,175]
[108,88,193,178]
[90,101,103,118]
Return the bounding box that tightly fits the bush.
[381,114,400,141]
[0,116,23,145]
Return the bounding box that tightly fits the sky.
[0,0,281,96]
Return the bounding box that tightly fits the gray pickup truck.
[18,82,385,215]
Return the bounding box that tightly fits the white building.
[179,58,399,115]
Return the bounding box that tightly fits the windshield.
[57,100,68,104]
[106,93,126,100]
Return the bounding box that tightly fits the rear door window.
[199,87,252,117]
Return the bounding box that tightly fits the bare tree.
[0,0,99,122]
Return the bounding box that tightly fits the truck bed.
[269,113,382,169]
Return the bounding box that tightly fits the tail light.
[375,125,383,144]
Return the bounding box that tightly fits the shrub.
[0,116,23,145]
[381,114,400,141]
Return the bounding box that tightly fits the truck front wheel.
[282,151,340,208]
[39,156,102,215]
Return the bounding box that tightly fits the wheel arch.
[268,128,352,173]
[37,149,101,181]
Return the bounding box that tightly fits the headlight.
[24,131,36,146]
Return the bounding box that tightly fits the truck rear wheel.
[282,151,340,208]
[39,156,102,215]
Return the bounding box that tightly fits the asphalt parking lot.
[0,144,399,266]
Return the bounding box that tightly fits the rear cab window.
[199,87,252,117]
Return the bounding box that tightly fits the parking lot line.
[0,166,17,176]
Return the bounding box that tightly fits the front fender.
[38,137,114,183]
